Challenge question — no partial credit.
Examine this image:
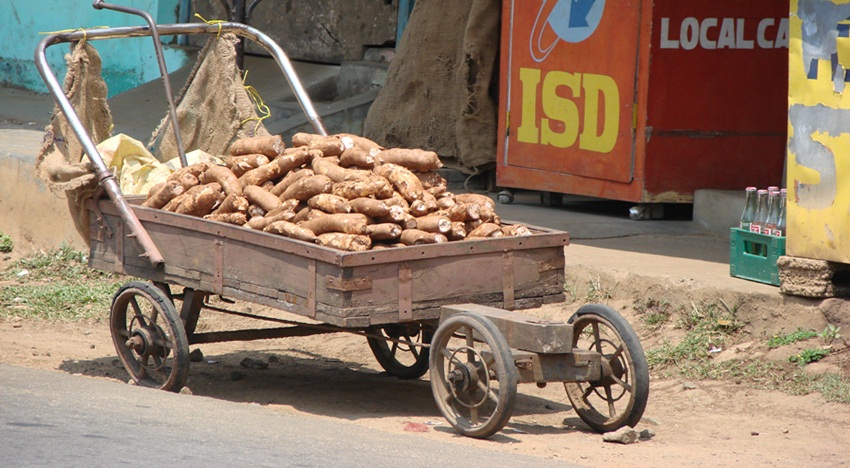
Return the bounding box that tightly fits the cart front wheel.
[367,323,432,380]
[429,312,517,439]
[564,304,649,432]
[110,281,190,392]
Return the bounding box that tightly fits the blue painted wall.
[1,0,189,97]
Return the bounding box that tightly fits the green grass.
[0,246,124,321]
[634,297,674,330]
[768,328,819,348]
[789,348,831,365]
[0,233,12,253]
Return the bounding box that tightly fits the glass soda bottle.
[739,187,758,230]
[764,189,780,235]
[774,189,787,237]
[750,189,769,234]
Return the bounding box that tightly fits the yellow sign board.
[788,0,850,262]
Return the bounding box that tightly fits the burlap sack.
[363,0,500,174]
[35,41,114,244]
[149,33,271,160]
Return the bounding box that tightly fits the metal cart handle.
[34,22,329,267]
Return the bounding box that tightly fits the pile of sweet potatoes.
[142,133,532,251]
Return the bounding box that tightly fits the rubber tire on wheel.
[366,323,433,380]
[429,312,518,439]
[110,281,190,392]
[564,304,649,433]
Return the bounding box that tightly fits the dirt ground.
[1,295,848,467]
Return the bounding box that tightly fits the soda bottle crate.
[729,228,786,286]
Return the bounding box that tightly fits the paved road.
[0,364,577,468]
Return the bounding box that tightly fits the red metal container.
[496,0,789,203]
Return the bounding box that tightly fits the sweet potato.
[201,165,242,196]
[168,183,224,217]
[311,157,350,183]
[237,164,278,189]
[400,229,447,245]
[167,162,211,183]
[338,133,382,151]
[479,203,497,223]
[308,193,351,214]
[435,194,456,210]
[229,135,285,157]
[271,168,314,197]
[299,213,369,235]
[331,177,393,200]
[175,172,200,190]
[447,222,467,241]
[237,150,309,189]
[348,198,391,218]
[365,223,402,241]
[264,220,318,243]
[248,205,266,219]
[270,147,312,174]
[378,212,417,230]
[373,163,424,202]
[415,171,447,189]
[409,200,429,218]
[226,154,269,177]
[467,222,503,238]
[427,185,447,197]
[143,181,185,209]
[204,212,248,225]
[212,194,249,215]
[339,146,379,169]
[455,193,495,210]
[316,233,372,252]
[246,209,296,231]
[502,224,532,237]
[414,215,451,234]
[244,185,282,212]
[384,193,410,210]
[376,148,442,172]
[292,207,326,224]
[291,133,345,156]
[282,174,334,201]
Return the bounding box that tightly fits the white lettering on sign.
[660,17,789,50]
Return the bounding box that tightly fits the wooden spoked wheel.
[110,281,190,392]
[367,323,433,380]
[564,304,649,432]
[429,312,517,439]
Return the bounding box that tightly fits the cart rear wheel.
[110,281,190,392]
[429,312,517,439]
[564,304,649,433]
[367,323,432,380]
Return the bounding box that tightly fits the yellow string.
[195,13,224,39]
[240,70,271,135]
[39,26,109,45]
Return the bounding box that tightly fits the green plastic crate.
[729,228,786,286]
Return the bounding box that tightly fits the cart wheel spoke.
[470,405,479,425]
[610,373,632,393]
[605,385,617,418]
[591,322,602,354]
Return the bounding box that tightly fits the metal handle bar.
[93,0,188,168]
[34,22,329,267]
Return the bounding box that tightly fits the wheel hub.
[126,325,162,357]
[598,354,626,386]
